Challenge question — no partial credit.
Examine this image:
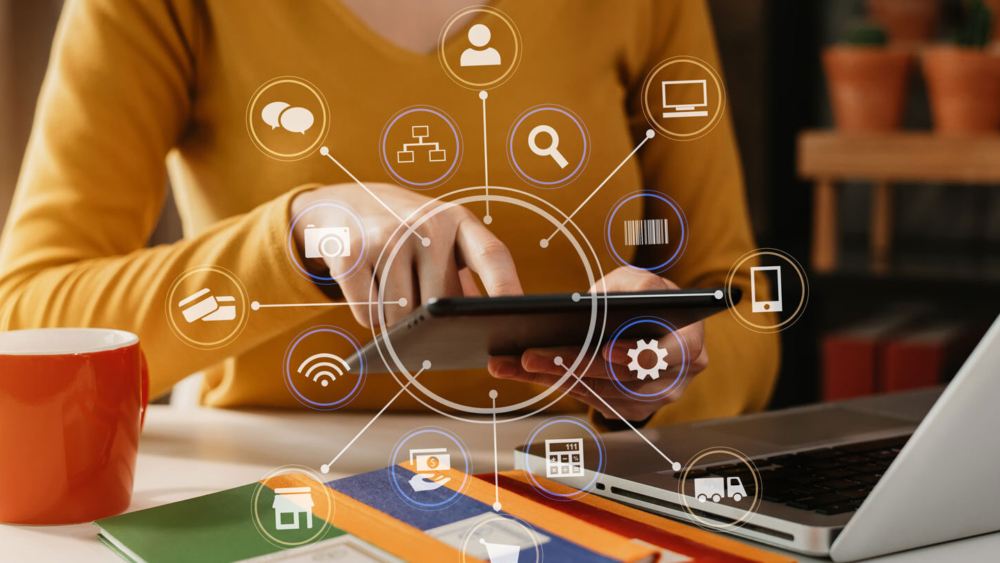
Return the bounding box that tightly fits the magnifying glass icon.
[528,124,569,169]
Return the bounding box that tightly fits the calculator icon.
[545,438,585,478]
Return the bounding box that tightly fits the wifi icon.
[297,353,351,387]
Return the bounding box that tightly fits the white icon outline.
[397,125,448,163]
[544,438,585,478]
[750,265,783,313]
[272,487,315,531]
[694,476,747,503]
[661,79,709,118]
[407,447,452,492]
[627,338,669,381]
[461,24,502,68]
[303,225,351,259]
[527,124,568,169]
[296,353,351,388]
[178,288,237,323]
[479,538,521,563]
[261,101,315,133]
[623,218,669,246]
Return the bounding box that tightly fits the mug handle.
[139,349,150,430]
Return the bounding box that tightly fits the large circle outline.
[250,464,335,549]
[604,191,689,274]
[506,105,591,189]
[521,416,606,502]
[379,106,464,190]
[388,426,472,511]
[245,76,330,161]
[369,187,606,423]
[282,326,366,411]
[640,56,727,142]
[165,265,249,350]
[604,317,689,401]
[438,6,523,90]
[285,200,369,285]
[725,248,809,333]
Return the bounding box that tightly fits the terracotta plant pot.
[922,46,1000,134]
[984,0,1000,45]
[823,46,911,132]
[867,0,941,44]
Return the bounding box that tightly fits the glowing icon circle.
[640,56,727,141]
[245,76,330,161]
[282,326,366,411]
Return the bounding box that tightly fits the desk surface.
[2,406,997,562]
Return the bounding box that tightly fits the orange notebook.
[266,467,661,563]
[262,466,795,563]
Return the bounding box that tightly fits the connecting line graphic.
[320,360,432,474]
[479,91,492,224]
[571,290,724,302]
[488,389,501,511]
[553,356,682,472]
[251,298,407,310]
[320,147,430,247]
[540,129,655,248]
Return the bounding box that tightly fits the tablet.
[348,288,740,374]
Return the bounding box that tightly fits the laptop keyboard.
[676,435,910,516]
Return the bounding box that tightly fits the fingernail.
[607,343,631,364]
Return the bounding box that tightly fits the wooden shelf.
[799,131,1000,184]
[818,246,1000,285]
[797,130,1000,274]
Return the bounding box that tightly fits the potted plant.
[823,23,912,132]
[922,0,1000,134]
[985,0,1000,44]
[867,0,941,44]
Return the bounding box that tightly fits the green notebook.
[94,483,401,563]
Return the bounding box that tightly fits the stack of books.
[95,464,794,563]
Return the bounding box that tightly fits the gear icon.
[627,339,669,380]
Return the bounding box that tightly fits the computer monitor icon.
[661,79,709,119]
[750,265,783,313]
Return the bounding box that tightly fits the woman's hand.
[487,267,709,422]
[291,183,523,327]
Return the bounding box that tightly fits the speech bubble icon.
[261,101,290,129]
[279,106,314,134]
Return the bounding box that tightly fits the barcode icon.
[624,219,669,246]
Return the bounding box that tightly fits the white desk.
[2,406,997,562]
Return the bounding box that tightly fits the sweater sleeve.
[624,0,781,425]
[0,0,329,399]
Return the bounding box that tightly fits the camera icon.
[304,225,351,259]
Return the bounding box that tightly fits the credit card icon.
[179,289,237,323]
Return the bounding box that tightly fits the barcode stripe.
[624,219,669,246]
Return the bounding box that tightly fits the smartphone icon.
[750,266,782,313]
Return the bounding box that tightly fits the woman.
[0,0,778,426]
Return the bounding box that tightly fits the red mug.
[0,328,149,524]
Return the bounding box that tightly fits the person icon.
[460,24,501,67]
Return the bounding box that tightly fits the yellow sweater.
[0,0,778,425]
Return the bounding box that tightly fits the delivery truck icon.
[694,476,747,503]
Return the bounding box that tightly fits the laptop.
[517,312,1000,561]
